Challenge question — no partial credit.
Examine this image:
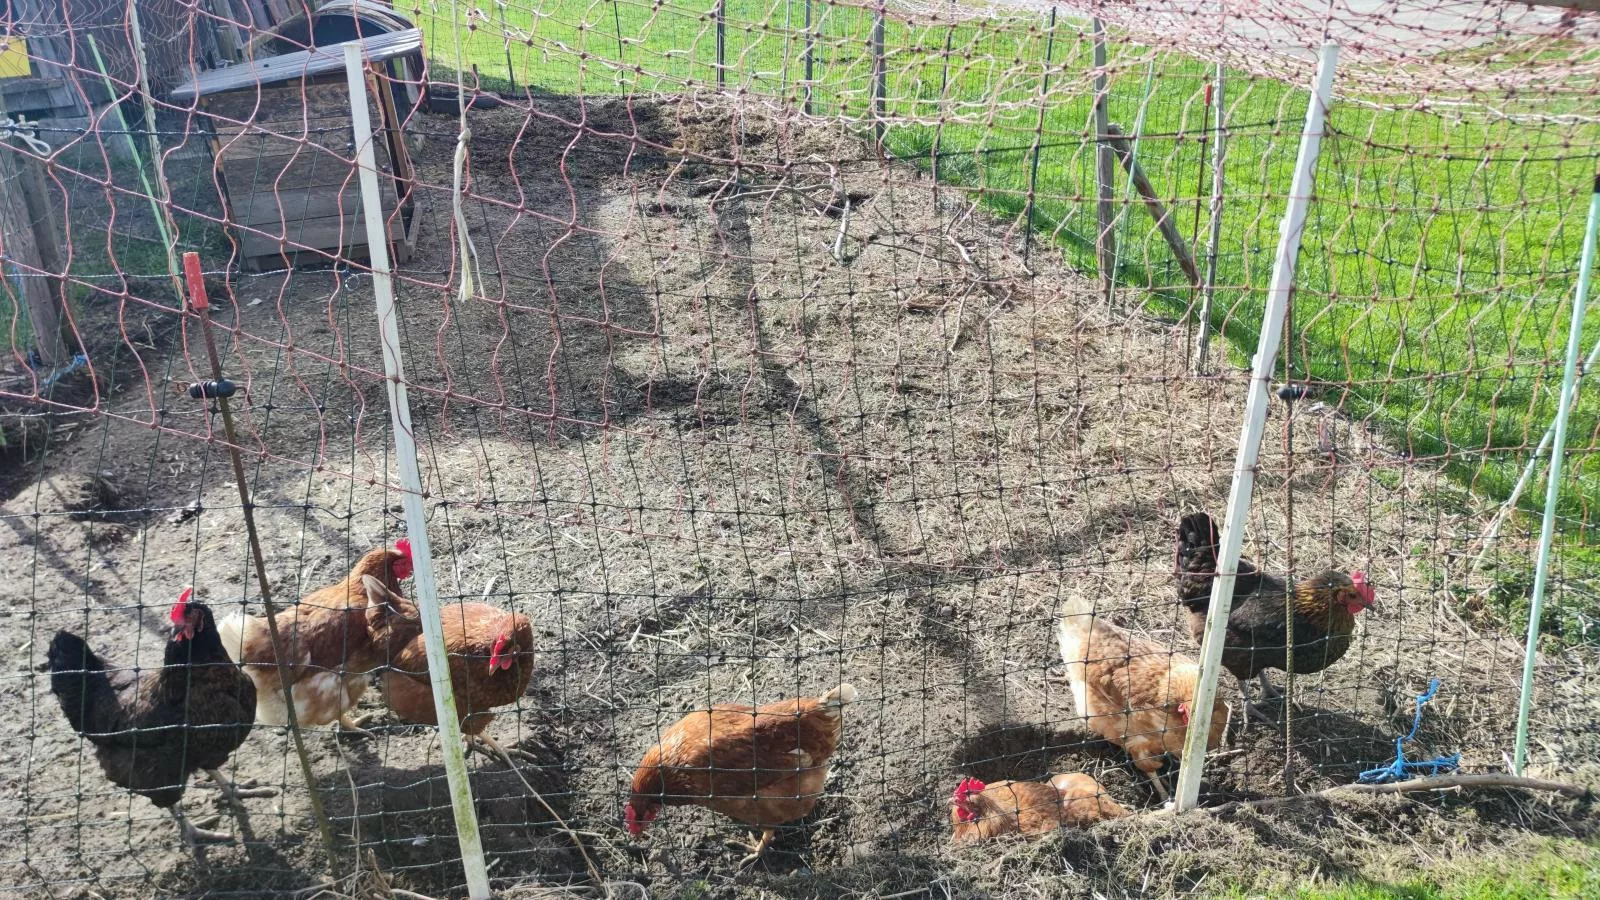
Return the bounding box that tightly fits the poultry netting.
[1,0,1598,897]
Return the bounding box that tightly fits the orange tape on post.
[182,251,208,311]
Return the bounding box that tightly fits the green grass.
[414,3,1600,544]
[1216,840,1600,899]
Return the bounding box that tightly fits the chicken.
[948,773,1128,843]
[1174,512,1376,722]
[218,541,420,734]
[47,589,271,850]
[625,684,855,866]
[1057,595,1228,800]
[379,599,535,761]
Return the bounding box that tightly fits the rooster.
[47,589,270,849]
[1174,512,1375,722]
[1057,596,1228,800]
[219,541,420,734]
[949,773,1127,843]
[625,684,855,867]
[379,597,535,761]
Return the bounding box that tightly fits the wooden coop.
[170,29,422,271]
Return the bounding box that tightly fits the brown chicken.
[625,684,855,866]
[380,601,535,760]
[1057,595,1229,800]
[1175,512,1375,722]
[219,541,420,733]
[949,773,1128,843]
[48,589,273,851]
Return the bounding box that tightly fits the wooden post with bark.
[0,136,66,369]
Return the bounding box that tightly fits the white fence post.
[1174,42,1339,813]
[343,43,493,899]
[1512,159,1600,775]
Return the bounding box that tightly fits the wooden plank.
[169,28,424,102]
[232,184,396,227]
[207,81,372,124]
[368,62,415,186]
[1105,124,1201,287]
[240,211,405,258]
[221,152,398,193]
[215,115,358,143]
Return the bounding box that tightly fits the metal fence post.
[1195,62,1228,373]
[930,2,955,187]
[1092,18,1116,303]
[1023,7,1058,265]
[871,0,887,147]
[803,0,815,114]
[717,0,727,87]
[1174,42,1339,814]
[343,44,492,900]
[1513,158,1600,775]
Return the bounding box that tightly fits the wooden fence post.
[0,136,65,369]
[1092,17,1116,303]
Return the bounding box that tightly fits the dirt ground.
[1,94,1595,898]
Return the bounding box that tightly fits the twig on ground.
[1199,773,1590,816]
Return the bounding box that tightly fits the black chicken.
[47,589,269,848]
[1174,512,1375,723]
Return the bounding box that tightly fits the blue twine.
[1358,677,1461,784]
[27,352,88,392]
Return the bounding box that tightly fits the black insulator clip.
[189,379,237,399]
[1276,383,1312,402]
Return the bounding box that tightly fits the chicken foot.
[467,733,540,765]
[198,768,279,806]
[1237,674,1279,726]
[336,713,376,740]
[728,828,777,869]
[1256,671,1284,701]
[169,805,233,846]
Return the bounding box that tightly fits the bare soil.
[1,95,1594,899]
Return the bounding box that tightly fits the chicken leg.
[728,828,777,869]
[169,805,233,846]
[200,768,278,806]
[1238,674,1278,726]
[1140,767,1171,801]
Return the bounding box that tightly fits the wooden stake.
[1104,123,1200,286]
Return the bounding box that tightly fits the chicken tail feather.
[818,683,857,709]
[47,630,114,737]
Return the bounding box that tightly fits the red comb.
[953,777,986,800]
[170,587,193,623]
[396,537,412,560]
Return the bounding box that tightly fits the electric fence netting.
[1,0,1597,897]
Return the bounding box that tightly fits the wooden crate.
[172,30,424,271]
[206,80,417,269]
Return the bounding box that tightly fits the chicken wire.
[1,0,1598,896]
